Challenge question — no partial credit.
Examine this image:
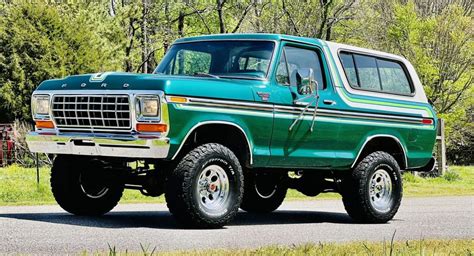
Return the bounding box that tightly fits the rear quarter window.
[339,51,414,96]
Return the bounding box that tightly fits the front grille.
[52,95,131,132]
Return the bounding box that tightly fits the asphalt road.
[0,196,472,255]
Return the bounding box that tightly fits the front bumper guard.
[26,132,170,159]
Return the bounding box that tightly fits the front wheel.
[341,151,403,223]
[165,143,244,228]
[50,156,124,216]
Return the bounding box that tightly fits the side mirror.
[295,68,316,95]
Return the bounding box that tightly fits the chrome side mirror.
[295,68,316,95]
[289,68,321,133]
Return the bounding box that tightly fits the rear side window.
[353,55,381,91]
[339,54,358,87]
[339,52,413,95]
[377,59,411,94]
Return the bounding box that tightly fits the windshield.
[154,40,275,79]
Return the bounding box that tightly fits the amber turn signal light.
[168,96,188,103]
[35,120,55,129]
[137,123,167,133]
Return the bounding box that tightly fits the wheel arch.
[351,134,407,170]
[171,121,253,166]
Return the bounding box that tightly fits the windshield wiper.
[193,72,220,79]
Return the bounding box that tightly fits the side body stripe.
[168,96,434,129]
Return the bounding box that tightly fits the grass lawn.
[0,165,472,206]
[99,239,473,255]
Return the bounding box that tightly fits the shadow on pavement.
[0,210,353,229]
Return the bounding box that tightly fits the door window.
[276,46,326,89]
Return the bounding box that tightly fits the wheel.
[341,151,403,223]
[165,143,243,228]
[50,155,124,216]
[240,172,287,213]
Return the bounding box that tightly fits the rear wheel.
[342,151,402,223]
[240,172,287,213]
[50,156,124,216]
[165,143,243,228]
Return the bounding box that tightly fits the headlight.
[32,95,50,117]
[136,96,160,118]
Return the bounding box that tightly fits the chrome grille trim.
[52,95,131,132]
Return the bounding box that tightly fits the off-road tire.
[165,143,244,228]
[342,151,403,223]
[50,155,124,216]
[240,172,287,213]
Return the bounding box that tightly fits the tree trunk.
[178,11,185,37]
[217,0,226,33]
[141,0,149,73]
[317,0,331,39]
[109,0,116,17]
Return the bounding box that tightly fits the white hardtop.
[324,41,429,104]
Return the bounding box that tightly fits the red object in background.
[0,124,14,167]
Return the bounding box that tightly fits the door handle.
[294,101,309,106]
[323,100,336,105]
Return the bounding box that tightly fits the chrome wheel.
[196,165,230,213]
[254,174,278,199]
[368,168,393,213]
[255,182,277,199]
[79,173,109,199]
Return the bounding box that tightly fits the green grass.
[402,166,474,197]
[97,239,473,255]
[0,165,472,206]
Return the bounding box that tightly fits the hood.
[35,72,264,101]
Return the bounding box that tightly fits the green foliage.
[443,170,462,182]
[0,2,123,121]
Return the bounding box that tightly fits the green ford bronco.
[26,33,437,228]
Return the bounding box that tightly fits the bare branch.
[136,48,162,73]
[441,77,472,113]
[185,3,211,34]
[282,0,298,35]
[231,3,253,33]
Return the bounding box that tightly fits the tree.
[0,3,123,120]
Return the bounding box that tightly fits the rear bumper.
[26,132,170,159]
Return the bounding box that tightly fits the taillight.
[422,119,433,125]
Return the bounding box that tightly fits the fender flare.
[171,121,253,165]
[351,134,408,169]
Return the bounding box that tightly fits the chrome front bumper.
[26,132,170,159]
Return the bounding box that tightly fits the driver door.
[269,43,340,168]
